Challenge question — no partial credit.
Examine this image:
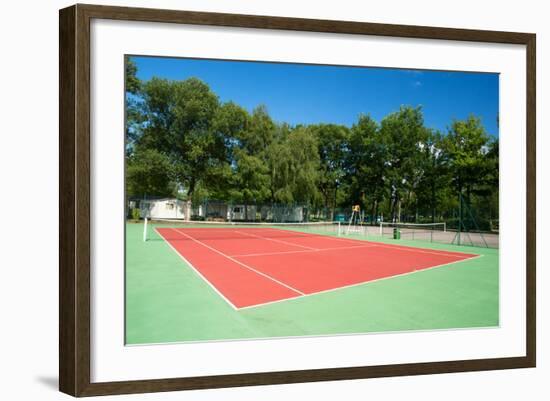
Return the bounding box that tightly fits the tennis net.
[379,222,446,239]
[142,218,342,242]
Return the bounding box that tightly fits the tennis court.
[126,221,498,344]
[155,224,478,309]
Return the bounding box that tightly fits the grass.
[125,222,498,344]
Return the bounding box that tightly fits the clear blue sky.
[130,56,499,136]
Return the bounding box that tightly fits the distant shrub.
[131,208,141,220]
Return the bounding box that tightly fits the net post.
[379,222,383,236]
[143,217,148,242]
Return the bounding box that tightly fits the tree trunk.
[187,177,196,199]
[333,185,338,219]
[390,195,399,223]
[431,179,436,224]
[388,195,394,222]
[184,200,192,222]
[397,199,401,223]
[322,187,330,220]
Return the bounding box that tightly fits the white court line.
[154,228,238,310]
[273,228,368,245]
[238,254,484,311]
[234,229,319,251]
[157,226,480,311]
[232,225,361,246]
[263,227,477,259]
[173,228,306,296]
[371,243,477,258]
[231,244,378,258]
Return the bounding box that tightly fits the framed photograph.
[59,4,536,397]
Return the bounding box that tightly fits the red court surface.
[156,227,478,309]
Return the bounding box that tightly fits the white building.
[230,205,257,221]
[140,198,187,220]
[137,199,304,222]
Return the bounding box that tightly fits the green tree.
[379,106,429,221]
[346,114,385,221]
[266,127,320,205]
[309,124,349,216]
[207,102,250,199]
[470,136,499,226]
[285,127,321,205]
[231,149,270,218]
[229,105,275,218]
[441,116,493,205]
[126,148,174,197]
[244,105,276,152]
[265,123,293,203]
[136,77,224,199]
[413,130,450,222]
[125,57,141,94]
[124,57,143,155]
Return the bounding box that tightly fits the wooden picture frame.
[59,3,536,397]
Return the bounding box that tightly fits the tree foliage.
[126,148,174,197]
[309,124,349,211]
[441,116,495,202]
[125,57,141,94]
[347,114,384,217]
[135,77,225,198]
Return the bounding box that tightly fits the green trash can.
[393,228,401,239]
